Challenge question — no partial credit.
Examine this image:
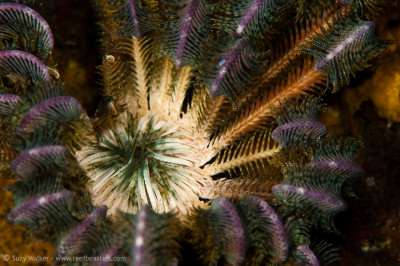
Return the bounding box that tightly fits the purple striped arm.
[210,39,247,97]
[11,145,70,179]
[0,3,54,50]
[248,196,288,262]
[272,184,347,213]
[8,191,74,223]
[297,245,319,266]
[17,96,81,134]
[0,50,50,81]
[0,94,21,115]
[212,197,246,265]
[56,206,108,257]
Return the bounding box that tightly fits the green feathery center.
[78,111,208,215]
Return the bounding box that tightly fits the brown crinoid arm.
[203,130,280,177]
[251,9,336,94]
[98,36,151,117]
[200,177,277,200]
[121,36,151,113]
[209,58,326,151]
[148,57,194,122]
[199,129,283,200]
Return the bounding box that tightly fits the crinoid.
[0,0,391,265]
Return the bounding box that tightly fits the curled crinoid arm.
[0,3,54,58]
[312,241,340,265]
[299,14,390,92]
[283,216,338,265]
[6,175,75,235]
[293,241,339,266]
[294,245,320,266]
[281,164,340,194]
[188,196,291,265]
[10,145,75,180]
[307,137,365,180]
[272,97,328,147]
[0,94,21,115]
[117,206,181,266]
[237,196,288,264]
[54,205,108,258]
[272,183,346,232]
[0,50,50,82]
[188,197,246,266]
[7,128,118,261]
[9,175,120,261]
[273,161,349,232]
[0,81,63,120]
[273,163,348,231]
[16,96,82,134]
[25,81,64,105]
[0,81,72,137]
[285,216,312,248]
[163,0,218,68]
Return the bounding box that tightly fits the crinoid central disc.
[77,112,207,215]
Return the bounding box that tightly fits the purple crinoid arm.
[315,21,375,71]
[11,145,70,179]
[56,206,108,257]
[297,245,319,266]
[0,94,21,115]
[235,0,264,36]
[210,39,247,97]
[248,196,288,262]
[0,3,54,50]
[272,184,347,213]
[175,0,200,68]
[127,0,141,38]
[307,161,364,177]
[0,50,50,81]
[134,206,149,266]
[212,197,246,265]
[272,119,328,146]
[7,191,74,223]
[17,96,81,134]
